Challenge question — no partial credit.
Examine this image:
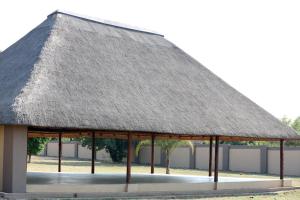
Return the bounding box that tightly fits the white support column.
[0,125,28,193]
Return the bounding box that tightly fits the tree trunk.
[165,150,170,174]
[27,153,32,163]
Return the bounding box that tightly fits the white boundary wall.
[40,142,300,176]
[229,148,260,173]
[195,146,224,170]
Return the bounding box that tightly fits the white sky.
[1,0,299,119]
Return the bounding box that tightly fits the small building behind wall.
[0,10,299,193]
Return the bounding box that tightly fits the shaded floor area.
[27,172,271,185]
[26,172,291,194]
[22,156,297,194]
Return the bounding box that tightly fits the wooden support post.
[214,136,219,183]
[280,139,284,181]
[126,133,132,184]
[208,136,213,177]
[58,132,62,172]
[91,132,96,174]
[151,134,155,174]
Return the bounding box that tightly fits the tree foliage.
[136,139,193,174]
[81,138,107,151]
[284,116,300,146]
[105,140,128,163]
[217,116,300,147]
[80,138,127,163]
[27,137,50,163]
[281,116,293,126]
[292,117,300,132]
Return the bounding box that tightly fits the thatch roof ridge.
[48,10,164,37]
[0,11,298,139]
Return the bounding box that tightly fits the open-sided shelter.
[0,10,298,193]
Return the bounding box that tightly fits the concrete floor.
[27,172,269,185]
[26,172,290,194]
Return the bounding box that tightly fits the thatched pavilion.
[0,10,298,193]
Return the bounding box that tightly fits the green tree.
[81,138,107,152]
[80,138,128,163]
[291,117,300,133]
[27,137,50,163]
[105,139,128,163]
[279,116,300,146]
[284,116,300,146]
[136,139,193,174]
[281,116,293,126]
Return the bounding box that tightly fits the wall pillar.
[260,146,268,174]
[74,142,79,159]
[44,143,48,156]
[0,125,28,193]
[189,145,196,169]
[160,148,166,167]
[222,144,230,171]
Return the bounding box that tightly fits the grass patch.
[27,156,291,180]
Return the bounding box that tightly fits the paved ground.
[27,172,269,185]
[25,156,300,199]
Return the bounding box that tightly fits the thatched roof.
[0,11,297,139]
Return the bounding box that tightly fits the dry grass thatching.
[0,11,297,139]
